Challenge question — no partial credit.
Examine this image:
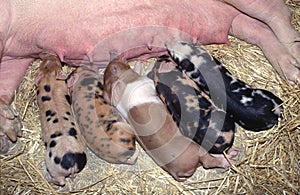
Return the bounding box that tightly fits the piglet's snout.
[60,152,87,173]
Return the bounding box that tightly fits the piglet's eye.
[113,65,118,74]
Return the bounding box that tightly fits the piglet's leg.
[224,0,300,82]
[0,58,32,153]
[198,147,238,169]
[0,99,22,153]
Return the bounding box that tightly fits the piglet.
[147,59,235,154]
[166,40,283,131]
[35,55,87,186]
[70,66,137,164]
[0,99,22,154]
[103,60,237,182]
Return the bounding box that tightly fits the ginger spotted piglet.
[71,66,137,164]
[36,55,87,186]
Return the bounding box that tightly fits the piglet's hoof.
[0,99,22,154]
[201,149,239,169]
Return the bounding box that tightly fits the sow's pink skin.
[0,0,299,151]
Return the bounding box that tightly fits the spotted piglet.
[71,66,137,164]
[148,59,236,154]
[36,55,87,186]
[166,40,283,131]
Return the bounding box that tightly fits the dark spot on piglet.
[76,153,87,171]
[95,93,104,100]
[191,71,200,79]
[119,138,131,143]
[105,120,117,130]
[122,150,135,157]
[45,110,52,117]
[60,152,87,172]
[65,95,71,105]
[215,136,225,144]
[41,96,51,102]
[179,59,195,72]
[69,128,77,138]
[54,156,61,164]
[80,77,96,86]
[50,140,57,148]
[87,86,93,91]
[97,81,104,90]
[50,132,63,139]
[44,85,51,92]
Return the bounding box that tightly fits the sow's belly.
[5,0,237,66]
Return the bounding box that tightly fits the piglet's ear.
[5,128,17,142]
[34,72,43,86]
[110,80,126,107]
[0,100,15,120]
[103,92,111,104]
[55,69,67,80]
[111,64,118,74]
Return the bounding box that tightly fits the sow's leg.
[0,58,32,153]
[224,0,300,82]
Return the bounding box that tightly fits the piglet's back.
[71,65,137,165]
[36,55,87,186]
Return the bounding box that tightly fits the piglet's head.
[103,60,136,104]
[35,54,67,85]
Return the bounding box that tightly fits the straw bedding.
[0,1,299,194]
